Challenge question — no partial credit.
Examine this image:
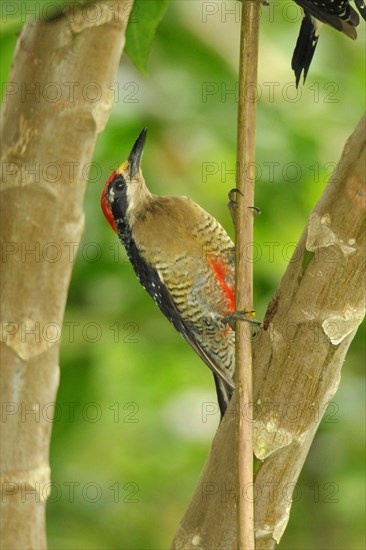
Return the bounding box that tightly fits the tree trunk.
[172,113,366,549]
[0,2,133,548]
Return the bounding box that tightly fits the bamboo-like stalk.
[235,1,261,547]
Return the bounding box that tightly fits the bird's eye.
[115,177,125,191]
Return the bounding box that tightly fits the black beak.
[128,128,147,178]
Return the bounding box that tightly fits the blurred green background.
[1,1,365,548]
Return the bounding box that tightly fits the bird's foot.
[228,188,243,228]
[228,188,261,229]
[248,206,261,216]
[223,310,261,330]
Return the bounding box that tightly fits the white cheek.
[108,187,115,203]
[126,185,137,214]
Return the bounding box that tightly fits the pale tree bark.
[172,115,365,549]
[0,1,133,548]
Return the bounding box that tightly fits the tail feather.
[295,0,362,30]
[355,0,366,21]
[213,374,234,420]
[292,13,319,87]
[292,0,365,85]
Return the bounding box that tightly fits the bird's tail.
[214,374,234,420]
[355,0,366,21]
[292,13,320,87]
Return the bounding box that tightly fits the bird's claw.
[228,188,242,229]
[228,189,261,228]
[248,206,261,216]
[223,310,261,330]
[228,188,243,205]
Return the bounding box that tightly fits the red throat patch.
[101,172,117,233]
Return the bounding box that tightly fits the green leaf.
[125,0,169,75]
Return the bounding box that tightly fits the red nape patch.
[208,256,235,312]
[105,170,117,187]
[101,172,117,233]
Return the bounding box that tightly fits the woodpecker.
[101,129,237,417]
[292,0,366,86]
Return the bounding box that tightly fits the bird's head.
[101,128,148,232]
